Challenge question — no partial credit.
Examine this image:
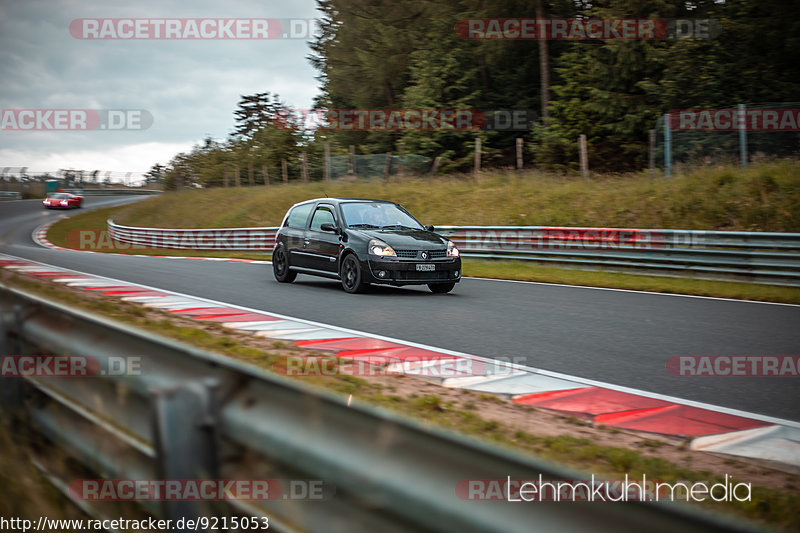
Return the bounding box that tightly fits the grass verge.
[1,268,799,531]
[111,161,800,231]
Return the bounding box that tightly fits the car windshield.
[341,202,423,230]
[49,193,69,199]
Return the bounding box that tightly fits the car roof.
[296,198,397,206]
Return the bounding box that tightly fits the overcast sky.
[0,0,321,180]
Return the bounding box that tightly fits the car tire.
[272,244,297,283]
[341,254,367,293]
[428,282,456,294]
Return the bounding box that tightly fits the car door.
[282,202,314,268]
[305,203,341,273]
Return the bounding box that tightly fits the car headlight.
[447,240,459,257]
[369,239,396,257]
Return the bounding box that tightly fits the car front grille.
[395,249,447,259]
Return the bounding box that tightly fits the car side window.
[285,203,314,229]
[310,205,336,231]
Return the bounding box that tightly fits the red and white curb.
[32,222,271,264]
[2,251,799,470]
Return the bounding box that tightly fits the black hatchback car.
[272,198,461,293]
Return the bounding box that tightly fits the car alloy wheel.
[273,245,297,283]
[341,255,366,293]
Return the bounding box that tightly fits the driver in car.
[365,206,389,227]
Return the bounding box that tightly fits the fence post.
[431,156,442,174]
[649,129,656,178]
[281,159,288,184]
[578,134,589,181]
[223,168,229,188]
[516,138,524,170]
[324,142,330,182]
[383,152,392,180]
[738,103,748,169]
[398,141,405,177]
[474,137,481,176]
[301,152,309,182]
[234,165,240,187]
[262,165,269,186]
[348,145,355,176]
[248,163,254,186]
[664,114,672,179]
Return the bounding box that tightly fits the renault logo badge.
[421,251,429,260]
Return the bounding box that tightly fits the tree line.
[158,0,800,188]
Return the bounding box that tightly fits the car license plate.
[416,264,435,271]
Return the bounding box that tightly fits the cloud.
[0,0,322,175]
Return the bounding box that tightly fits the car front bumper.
[364,257,462,286]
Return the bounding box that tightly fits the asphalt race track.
[2,197,799,422]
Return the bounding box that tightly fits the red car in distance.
[43,192,83,209]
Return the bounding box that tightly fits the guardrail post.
[0,303,28,428]
[151,379,221,521]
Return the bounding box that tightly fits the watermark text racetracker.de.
[68,478,332,501]
[667,355,800,377]
[1,109,152,131]
[445,227,705,251]
[1,355,142,377]
[667,108,800,131]
[69,18,319,40]
[72,229,276,250]
[455,18,719,40]
[277,108,536,131]
[277,355,526,379]
[457,474,751,502]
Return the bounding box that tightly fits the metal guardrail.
[107,220,800,285]
[0,284,763,533]
[64,188,162,196]
[108,220,276,251]
[0,191,22,200]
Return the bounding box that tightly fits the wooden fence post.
[398,141,405,177]
[324,142,330,182]
[431,156,442,175]
[348,145,356,176]
[474,137,482,176]
[383,152,392,180]
[281,159,288,184]
[578,134,589,181]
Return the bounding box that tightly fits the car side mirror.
[320,223,339,234]
[425,225,435,232]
